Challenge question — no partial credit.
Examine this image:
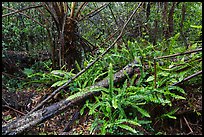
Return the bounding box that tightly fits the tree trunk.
[162,2,168,39]
[179,3,188,49]
[167,2,176,38]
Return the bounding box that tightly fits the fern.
[168,86,186,94]
[108,63,114,98]
[159,108,179,119]
[117,124,138,134]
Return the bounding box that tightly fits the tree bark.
[167,2,176,38]
[2,60,140,135]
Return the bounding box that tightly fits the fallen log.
[2,60,140,135]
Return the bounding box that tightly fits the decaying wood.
[2,60,140,135]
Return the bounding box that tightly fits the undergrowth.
[3,33,202,135]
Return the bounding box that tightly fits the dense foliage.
[2,2,202,135]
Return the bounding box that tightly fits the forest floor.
[2,83,202,135]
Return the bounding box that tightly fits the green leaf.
[159,72,170,77]
[105,102,112,115]
[178,76,184,82]
[75,60,82,72]
[51,79,67,87]
[160,108,179,120]
[89,86,109,93]
[164,91,186,100]
[101,121,108,135]
[170,78,178,84]
[168,86,186,94]
[134,106,150,118]
[51,70,66,77]
[108,63,114,97]
[23,68,33,76]
[146,76,154,82]
[173,94,186,100]
[67,90,89,101]
[51,70,74,78]
[130,74,138,86]
[166,114,177,119]
[112,97,118,109]
[137,120,152,125]
[169,64,174,69]
[173,33,180,40]
[117,103,127,119]
[117,124,138,134]
[190,25,202,29]
[80,104,87,115]
[93,71,108,84]
[89,102,103,115]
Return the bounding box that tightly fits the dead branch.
[172,70,202,86]
[156,48,202,59]
[2,60,140,135]
[2,105,26,116]
[183,116,193,134]
[79,2,110,21]
[2,5,47,29]
[2,4,43,18]
[28,2,143,115]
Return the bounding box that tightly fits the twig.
[27,2,144,115]
[31,2,51,25]
[75,2,88,18]
[70,2,76,18]
[183,116,193,134]
[2,72,26,80]
[172,70,202,86]
[79,2,110,21]
[99,29,120,47]
[170,57,202,69]
[154,58,157,88]
[2,4,43,18]
[3,105,25,116]
[108,4,118,26]
[156,48,202,59]
[2,5,47,29]
[63,111,79,132]
[180,117,183,130]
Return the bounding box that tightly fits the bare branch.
[70,2,76,18]
[31,2,51,25]
[108,4,118,26]
[156,48,202,59]
[172,70,202,86]
[2,5,47,29]
[79,2,110,21]
[75,2,88,18]
[2,4,43,18]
